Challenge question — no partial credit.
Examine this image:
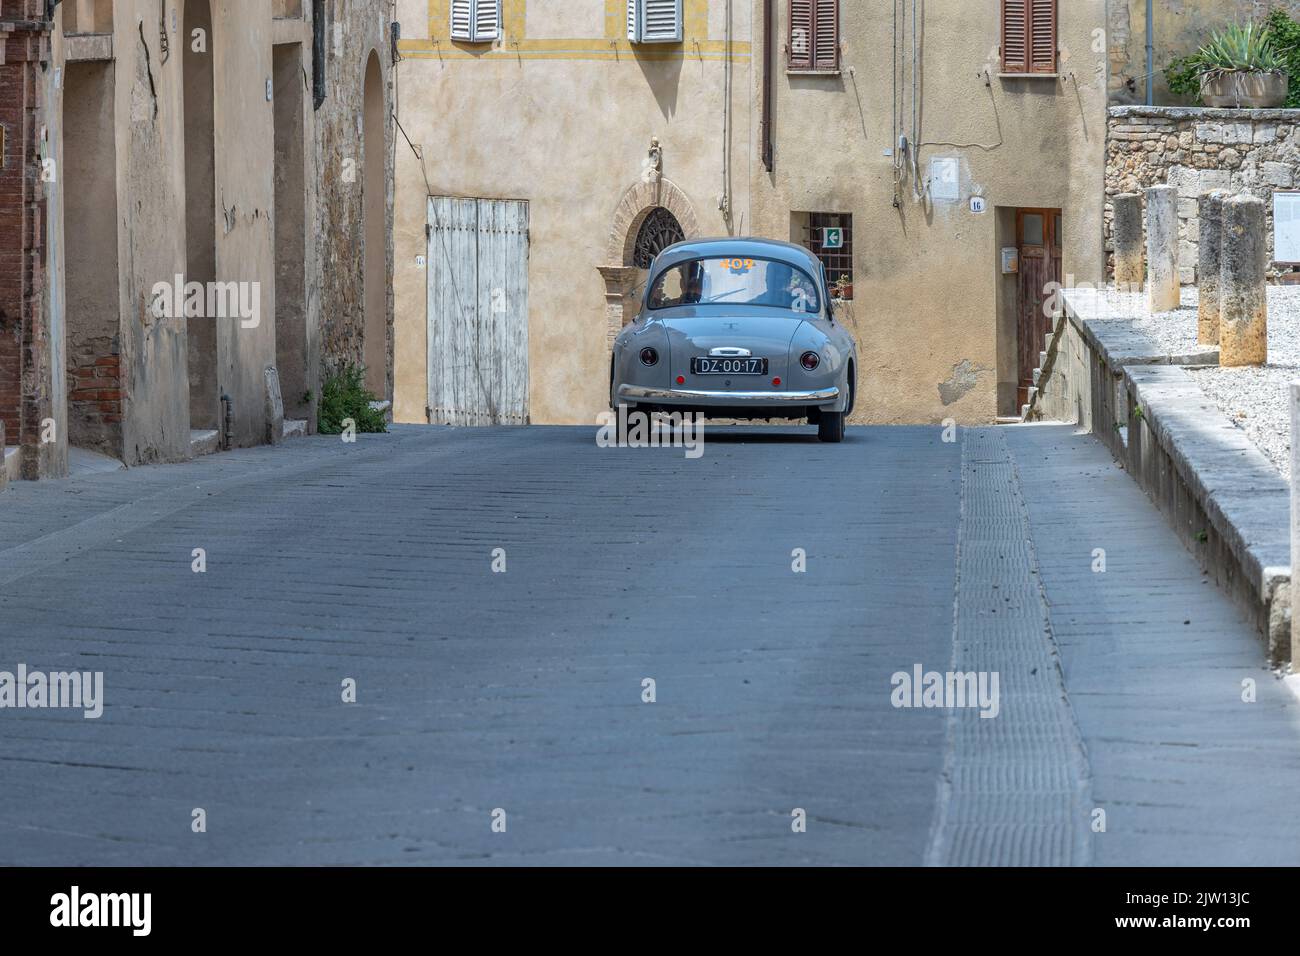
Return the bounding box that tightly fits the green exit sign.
[822,227,844,249]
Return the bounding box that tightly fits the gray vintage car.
[610,237,857,442]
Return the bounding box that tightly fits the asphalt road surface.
[1,423,1298,865]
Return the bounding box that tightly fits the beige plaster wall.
[752,0,1108,425]
[392,0,754,425]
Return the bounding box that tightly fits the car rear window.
[648,257,821,314]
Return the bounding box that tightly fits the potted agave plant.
[1195,21,1288,108]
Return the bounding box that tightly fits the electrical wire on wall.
[720,0,733,231]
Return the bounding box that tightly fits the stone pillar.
[1197,190,1230,345]
[597,266,642,354]
[1145,185,1180,312]
[1293,382,1300,665]
[1112,193,1144,291]
[1219,195,1269,367]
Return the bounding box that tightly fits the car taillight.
[640,347,659,367]
[676,375,686,385]
[800,351,821,371]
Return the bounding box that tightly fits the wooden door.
[427,196,530,426]
[1016,209,1062,409]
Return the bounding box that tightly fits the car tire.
[817,410,845,443]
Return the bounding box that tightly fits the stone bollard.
[1196,189,1231,346]
[1219,194,1268,367]
[1145,185,1180,312]
[1112,193,1144,291]
[1293,382,1300,665]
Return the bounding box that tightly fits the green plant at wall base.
[317,364,387,435]
[1263,8,1300,108]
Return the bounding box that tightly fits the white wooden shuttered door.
[427,197,530,426]
[628,0,682,43]
[451,0,473,40]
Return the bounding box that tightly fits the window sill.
[787,69,841,76]
[997,72,1060,79]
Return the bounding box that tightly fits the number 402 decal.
[719,258,755,273]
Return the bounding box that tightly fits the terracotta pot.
[1200,71,1289,108]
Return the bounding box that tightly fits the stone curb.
[1038,290,1292,661]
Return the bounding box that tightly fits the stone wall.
[1106,106,1300,282]
[313,0,394,401]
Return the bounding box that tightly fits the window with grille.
[804,213,853,300]
[1001,0,1057,74]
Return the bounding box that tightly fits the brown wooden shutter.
[1001,0,1028,73]
[789,0,813,70]
[813,0,839,71]
[1029,0,1057,73]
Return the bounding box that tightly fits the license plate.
[691,357,768,375]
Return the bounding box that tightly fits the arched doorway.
[632,207,686,269]
[183,0,218,431]
[361,51,386,399]
[597,178,699,351]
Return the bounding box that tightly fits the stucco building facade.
[1,0,394,481]
[392,0,1108,426]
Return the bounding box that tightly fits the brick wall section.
[67,353,122,453]
[0,1,53,478]
[1106,106,1300,283]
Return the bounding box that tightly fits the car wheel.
[817,410,845,443]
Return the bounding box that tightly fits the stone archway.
[598,177,700,351]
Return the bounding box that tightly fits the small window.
[452,0,501,43]
[789,0,840,72]
[628,0,683,44]
[1001,0,1057,74]
[802,213,853,300]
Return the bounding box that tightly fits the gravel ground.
[1167,286,1300,480]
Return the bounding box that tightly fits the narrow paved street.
[2,424,1299,865]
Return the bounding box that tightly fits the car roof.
[650,237,824,277]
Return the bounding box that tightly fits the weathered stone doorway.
[183,0,219,431]
[63,60,123,460]
[362,50,386,399]
[273,43,309,424]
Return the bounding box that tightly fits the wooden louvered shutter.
[1001,0,1027,73]
[451,0,472,41]
[627,0,639,42]
[474,0,502,42]
[642,0,682,42]
[789,0,813,69]
[813,0,839,71]
[1029,0,1056,73]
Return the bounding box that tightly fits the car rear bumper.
[616,384,840,407]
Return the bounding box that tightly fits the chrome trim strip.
[617,384,840,404]
[708,347,752,357]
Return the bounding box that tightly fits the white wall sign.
[970,196,987,214]
[930,157,960,202]
[1274,191,1300,264]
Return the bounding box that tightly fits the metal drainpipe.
[1145,0,1154,105]
[760,0,773,172]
